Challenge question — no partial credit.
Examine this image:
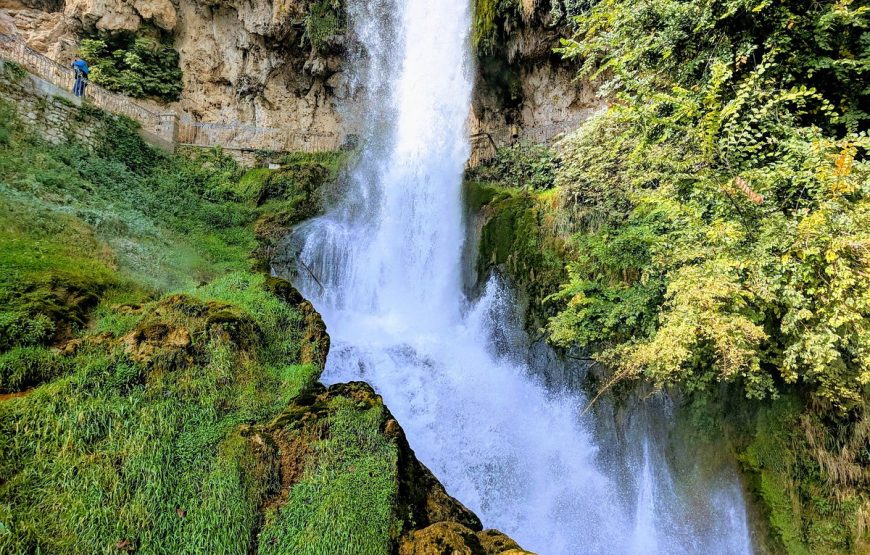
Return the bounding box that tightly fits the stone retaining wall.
[0,59,102,148]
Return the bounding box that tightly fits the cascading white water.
[284,0,755,552]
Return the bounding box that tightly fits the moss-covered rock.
[254,381,528,554]
[0,271,115,351]
[247,154,345,271]
[399,522,533,555]
[472,183,571,331]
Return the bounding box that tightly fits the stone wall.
[1,0,349,138]
[0,58,102,146]
[0,58,174,152]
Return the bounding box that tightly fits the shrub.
[467,141,558,191]
[304,0,346,53]
[79,30,183,101]
[552,0,870,411]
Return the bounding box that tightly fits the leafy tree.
[79,30,183,101]
[550,0,870,411]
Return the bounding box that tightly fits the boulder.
[399,521,481,555]
[399,522,536,555]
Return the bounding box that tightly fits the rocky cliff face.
[1,0,601,142]
[469,2,603,143]
[2,0,348,134]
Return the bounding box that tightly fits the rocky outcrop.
[470,4,604,143]
[400,523,533,555]
[2,0,601,149]
[257,381,533,554]
[2,0,348,136]
[0,2,77,61]
[169,0,346,132]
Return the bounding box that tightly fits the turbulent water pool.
[280,0,754,552]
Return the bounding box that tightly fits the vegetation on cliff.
[472,0,869,550]
[0,90,529,554]
[0,95,396,553]
[303,0,346,54]
[555,0,869,409]
[80,28,183,101]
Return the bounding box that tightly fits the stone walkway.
[0,32,344,156]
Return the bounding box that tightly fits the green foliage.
[474,186,573,329]
[679,389,870,553]
[0,93,373,554]
[0,347,69,393]
[473,0,520,53]
[304,0,346,53]
[1,61,27,83]
[0,281,317,553]
[549,0,593,25]
[550,0,870,412]
[258,398,398,555]
[467,142,559,191]
[79,30,183,101]
[559,0,869,129]
[543,0,870,548]
[0,125,248,306]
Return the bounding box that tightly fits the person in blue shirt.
[71,57,89,97]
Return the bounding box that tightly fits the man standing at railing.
[71,56,89,97]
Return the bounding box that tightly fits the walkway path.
[0,32,343,155]
[0,32,575,165]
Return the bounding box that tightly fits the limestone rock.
[167,0,346,136]
[132,0,175,30]
[64,0,140,32]
[399,522,537,555]
[7,0,601,172]
[1,7,77,61]
[476,529,525,554]
[399,522,481,555]
[0,9,17,35]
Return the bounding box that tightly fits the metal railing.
[1,32,575,162]
[0,32,171,140]
[175,120,344,153]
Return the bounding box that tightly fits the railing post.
[156,113,178,145]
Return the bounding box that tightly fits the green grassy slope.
[0,91,394,554]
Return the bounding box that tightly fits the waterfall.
[281,0,754,552]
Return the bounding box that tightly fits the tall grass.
[0,96,405,554]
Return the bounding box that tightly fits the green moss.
[235,168,273,202]
[473,0,519,53]
[0,201,119,349]
[304,0,346,53]
[736,397,859,554]
[0,347,69,393]
[258,397,398,555]
[0,274,321,554]
[0,91,349,554]
[464,180,513,213]
[476,187,570,329]
[676,390,865,554]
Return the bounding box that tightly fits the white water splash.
[283,0,754,552]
